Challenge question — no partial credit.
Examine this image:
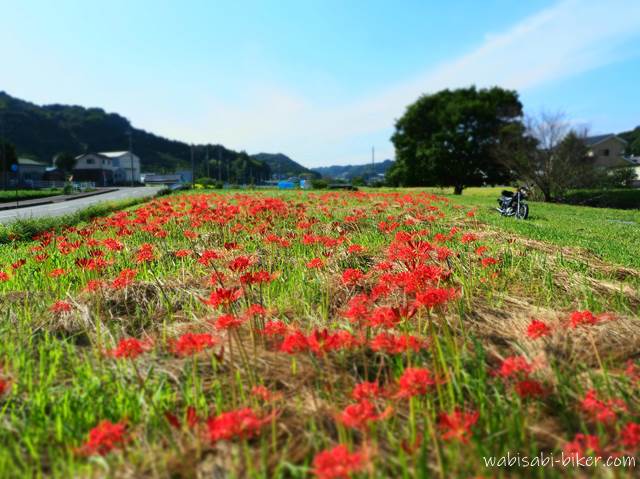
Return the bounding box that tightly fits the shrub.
[311,179,329,189]
[562,189,640,209]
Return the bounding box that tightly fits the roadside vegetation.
[0,188,62,204]
[0,189,638,478]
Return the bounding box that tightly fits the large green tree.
[387,86,522,193]
[0,140,18,189]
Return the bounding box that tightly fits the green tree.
[387,86,521,194]
[0,140,18,189]
[55,152,77,175]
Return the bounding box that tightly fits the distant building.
[17,158,47,185]
[143,171,192,185]
[584,134,628,168]
[74,151,141,186]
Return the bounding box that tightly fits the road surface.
[0,187,162,225]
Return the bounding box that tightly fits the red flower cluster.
[77,420,128,456]
[205,407,271,443]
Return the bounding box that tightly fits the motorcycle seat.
[501,190,514,197]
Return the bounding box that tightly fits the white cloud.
[167,0,640,167]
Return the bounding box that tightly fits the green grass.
[405,187,640,269]
[0,188,63,203]
[0,189,637,478]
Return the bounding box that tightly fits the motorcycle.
[496,186,529,219]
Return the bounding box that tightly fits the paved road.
[0,186,162,225]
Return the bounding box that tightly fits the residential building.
[17,158,47,185]
[73,151,141,186]
[584,134,628,168]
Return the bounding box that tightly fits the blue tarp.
[278,181,295,189]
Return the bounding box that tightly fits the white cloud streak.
[170,0,640,167]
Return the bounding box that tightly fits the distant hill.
[0,91,271,182]
[312,159,394,180]
[251,153,319,179]
[619,126,640,155]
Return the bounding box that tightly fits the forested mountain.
[251,153,318,179]
[0,91,278,182]
[312,159,394,180]
[619,126,640,155]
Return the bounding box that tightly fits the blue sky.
[1,0,639,167]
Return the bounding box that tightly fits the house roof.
[584,134,627,147]
[18,157,47,166]
[98,151,130,158]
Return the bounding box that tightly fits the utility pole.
[371,146,375,184]
[190,144,195,186]
[128,131,134,187]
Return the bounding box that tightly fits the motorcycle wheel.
[516,204,529,219]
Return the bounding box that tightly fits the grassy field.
[0,189,638,478]
[0,188,63,203]
[421,186,640,269]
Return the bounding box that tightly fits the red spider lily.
[77,420,128,456]
[620,422,640,449]
[395,368,436,398]
[106,338,153,359]
[83,280,105,292]
[351,381,383,401]
[580,389,627,424]
[569,310,614,328]
[526,319,552,339]
[50,300,72,313]
[563,433,601,459]
[171,333,217,356]
[203,287,243,308]
[306,258,324,269]
[437,409,479,444]
[165,406,199,429]
[48,268,66,278]
[35,253,49,262]
[240,271,275,285]
[279,331,309,354]
[75,257,109,271]
[205,407,271,443]
[259,320,287,337]
[475,246,488,256]
[0,378,10,395]
[251,385,283,402]
[198,249,221,266]
[11,259,26,270]
[135,243,155,263]
[343,294,370,323]
[337,399,392,429]
[347,244,364,254]
[214,313,244,330]
[111,269,137,289]
[514,379,546,399]
[245,304,266,317]
[229,255,253,272]
[481,257,499,268]
[0,271,9,282]
[625,360,640,385]
[369,332,427,354]
[460,233,477,243]
[494,356,534,379]
[312,444,366,479]
[184,230,199,240]
[341,268,365,286]
[103,238,124,251]
[174,249,193,258]
[414,287,457,309]
[364,306,401,328]
[306,329,361,355]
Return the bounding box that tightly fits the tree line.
[386,86,638,200]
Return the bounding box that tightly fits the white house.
[99,151,141,184]
[73,151,141,186]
